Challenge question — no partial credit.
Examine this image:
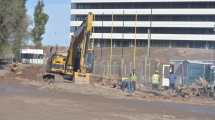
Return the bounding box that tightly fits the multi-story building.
[71,0,215,49]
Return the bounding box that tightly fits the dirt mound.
[16,64,46,81]
[1,64,46,82]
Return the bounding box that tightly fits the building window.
[72,15,215,22]
[151,40,170,47]
[208,41,215,49]
[91,27,214,34]
[188,41,206,48]
[72,2,215,9]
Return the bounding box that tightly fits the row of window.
[71,2,215,9]
[71,27,215,34]
[21,54,44,59]
[71,15,215,21]
[93,39,215,49]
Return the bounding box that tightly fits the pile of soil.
[16,64,46,81]
[1,64,46,82]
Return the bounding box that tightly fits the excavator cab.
[47,53,66,74]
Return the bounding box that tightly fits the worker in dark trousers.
[131,70,137,91]
[169,72,177,94]
[121,77,128,92]
[127,71,137,95]
[127,73,133,95]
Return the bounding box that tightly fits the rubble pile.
[2,64,45,82]
[1,64,214,106]
[15,64,45,81]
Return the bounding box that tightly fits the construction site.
[1,0,215,120]
[1,47,215,120]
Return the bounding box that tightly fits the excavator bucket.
[74,72,91,84]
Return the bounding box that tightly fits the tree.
[0,0,29,59]
[13,15,31,59]
[32,0,49,48]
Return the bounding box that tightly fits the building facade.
[71,0,215,48]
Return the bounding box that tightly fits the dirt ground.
[0,64,215,120]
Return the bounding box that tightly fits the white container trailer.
[20,49,44,64]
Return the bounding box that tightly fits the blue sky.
[26,0,70,46]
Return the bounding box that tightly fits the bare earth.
[0,65,215,120]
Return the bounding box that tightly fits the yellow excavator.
[47,52,66,74]
[64,12,95,84]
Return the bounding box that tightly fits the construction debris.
[10,63,18,72]
[1,63,214,106]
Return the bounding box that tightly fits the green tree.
[32,0,49,48]
[0,0,29,59]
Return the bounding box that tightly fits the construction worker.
[127,71,137,95]
[169,72,177,90]
[131,70,137,91]
[152,70,160,90]
[127,73,133,95]
[121,76,128,92]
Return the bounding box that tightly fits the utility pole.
[133,13,137,70]
[101,12,104,57]
[121,10,125,77]
[122,10,125,58]
[109,13,114,76]
[147,8,152,83]
[147,28,151,83]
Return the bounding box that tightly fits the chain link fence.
[93,47,215,85]
[93,47,161,84]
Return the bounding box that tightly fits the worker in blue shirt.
[127,71,137,95]
[169,72,177,90]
